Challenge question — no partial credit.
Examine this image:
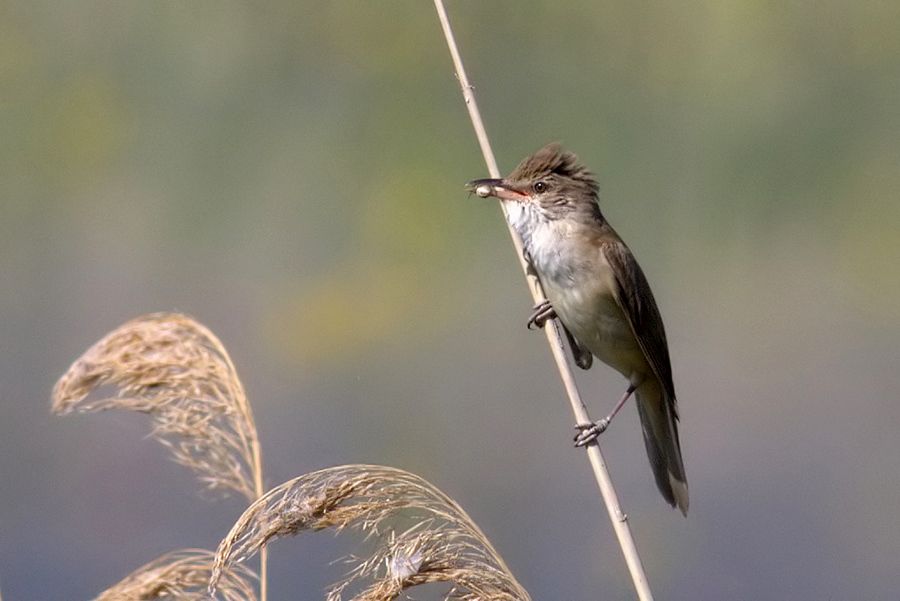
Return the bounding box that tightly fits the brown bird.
[468,143,688,514]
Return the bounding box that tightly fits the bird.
[467,143,688,514]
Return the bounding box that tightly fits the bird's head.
[466,143,600,224]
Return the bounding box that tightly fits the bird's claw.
[573,418,610,447]
[527,300,556,330]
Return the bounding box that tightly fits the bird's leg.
[563,326,593,370]
[526,299,556,330]
[523,250,538,277]
[527,299,592,370]
[574,383,637,447]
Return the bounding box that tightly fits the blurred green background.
[2,1,900,599]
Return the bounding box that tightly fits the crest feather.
[508,143,599,195]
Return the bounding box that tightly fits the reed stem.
[432,3,655,598]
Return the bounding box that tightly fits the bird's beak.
[465,178,528,201]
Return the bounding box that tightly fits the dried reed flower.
[95,548,256,601]
[210,465,531,601]
[52,313,263,500]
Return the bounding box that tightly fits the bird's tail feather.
[635,379,689,515]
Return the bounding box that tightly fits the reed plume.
[94,548,256,601]
[209,465,531,601]
[52,313,269,599]
[52,312,263,501]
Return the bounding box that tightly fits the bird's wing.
[602,239,677,407]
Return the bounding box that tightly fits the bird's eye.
[533,181,548,193]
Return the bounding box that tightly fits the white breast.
[517,216,649,381]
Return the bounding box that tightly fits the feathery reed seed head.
[52,313,262,500]
[210,465,530,601]
[95,548,256,601]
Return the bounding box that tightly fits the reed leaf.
[52,312,263,500]
[95,548,255,601]
[209,465,530,601]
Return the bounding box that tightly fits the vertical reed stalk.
[432,2,654,599]
[222,349,267,601]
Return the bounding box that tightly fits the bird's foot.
[527,299,556,330]
[573,418,611,447]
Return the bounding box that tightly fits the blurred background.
[2,1,900,599]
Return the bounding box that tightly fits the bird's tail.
[635,378,689,515]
